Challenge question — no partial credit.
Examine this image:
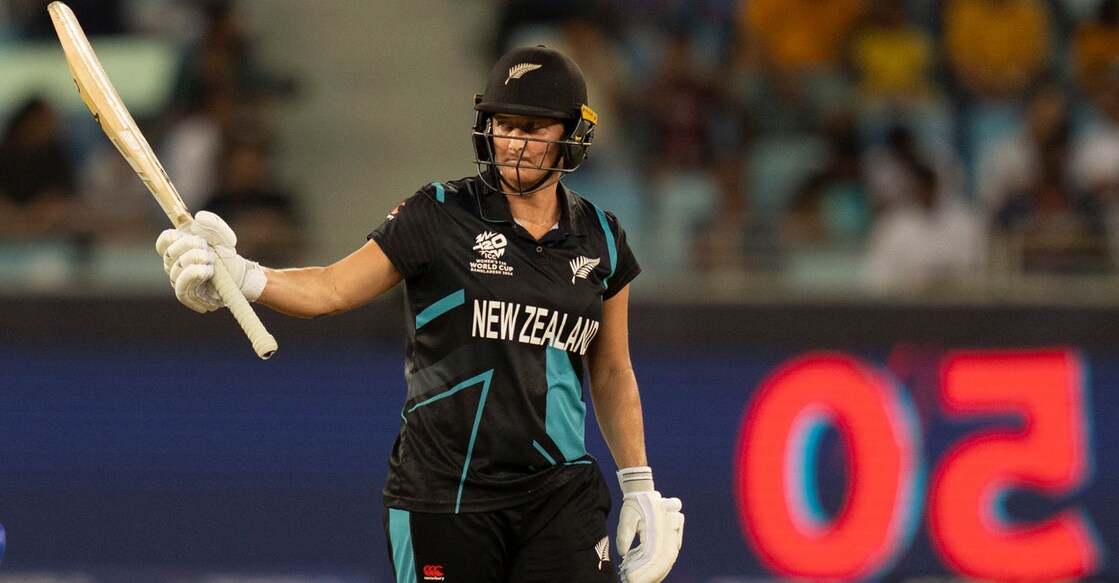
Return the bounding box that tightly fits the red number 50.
[735,348,1101,580]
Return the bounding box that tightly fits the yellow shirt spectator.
[851,27,935,100]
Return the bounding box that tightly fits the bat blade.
[48,1,191,227]
[48,1,278,359]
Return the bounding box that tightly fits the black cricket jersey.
[369,176,640,514]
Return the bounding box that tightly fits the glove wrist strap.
[618,465,655,494]
[241,261,267,302]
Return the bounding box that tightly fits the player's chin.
[499,166,548,188]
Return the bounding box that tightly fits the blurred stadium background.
[1,0,1118,581]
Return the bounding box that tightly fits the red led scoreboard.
[735,349,1101,581]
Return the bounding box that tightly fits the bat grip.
[211,259,278,359]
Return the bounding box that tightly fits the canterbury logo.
[422,564,445,580]
[506,63,542,84]
[570,256,600,283]
[595,536,610,570]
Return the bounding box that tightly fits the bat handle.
[211,259,278,359]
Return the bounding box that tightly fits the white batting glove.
[616,466,684,583]
[155,211,266,313]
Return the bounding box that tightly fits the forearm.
[603,368,686,582]
[258,265,353,319]
[255,240,402,319]
[590,367,648,469]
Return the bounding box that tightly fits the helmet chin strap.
[497,143,563,196]
[499,168,562,196]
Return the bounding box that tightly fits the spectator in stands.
[1070,61,1119,262]
[863,123,966,214]
[693,156,767,274]
[992,106,1110,273]
[737,0,865,117]
[0,96,78,240]
[943,0,1053,191]
[864,162,986,292]
[634,31,736,272]
[161,82,241,211]
[202,130,304,266]
[1072,0,1119,104]
[170,0,294,113]
[944,0,1052,103]
[738,0,866,77]
[977,83,1071,216]
[780,111,872,254]
[848,0,952,147]
[636,32,727,178]
[1072,63,1119,191]
[728,45,823,137]
[850,0,937,106]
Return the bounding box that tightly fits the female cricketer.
[157,45,684,582]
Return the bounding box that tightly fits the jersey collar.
[477,181,588,237]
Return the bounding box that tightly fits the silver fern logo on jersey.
[505,63,542,84]
[595,536,610,570]
[471,231,514,276]
[570,256,600,283]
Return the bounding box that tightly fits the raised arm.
[157,211,402,319]
[259,239,402,318]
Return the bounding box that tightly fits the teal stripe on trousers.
[388,508,416,583]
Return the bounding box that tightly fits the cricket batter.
[157,45,684,582]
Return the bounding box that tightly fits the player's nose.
[506,136,527,153]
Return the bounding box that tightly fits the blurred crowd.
[494,0,1119,293]
[5,0,1119,295]
[0,0,302,271]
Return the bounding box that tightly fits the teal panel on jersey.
[405,345,478,401]
[388,508,416,583]
[407,368,492,413]
[415,289,465,330]
[545,345,586,461]
[406,369,495,513]
[594,206,617,290]
[456,370,493,512]
[433,181,446,203]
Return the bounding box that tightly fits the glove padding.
[616,466,685,583]
[155,211,266,313]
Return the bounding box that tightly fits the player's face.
[491,114,565,189]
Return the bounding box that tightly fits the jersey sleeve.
[368,184,443,280]
[603,211,641,300]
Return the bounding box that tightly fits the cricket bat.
[48,1,278,359]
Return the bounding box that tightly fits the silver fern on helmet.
[505,63,542,84]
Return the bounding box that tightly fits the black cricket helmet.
[472,45,597,194]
